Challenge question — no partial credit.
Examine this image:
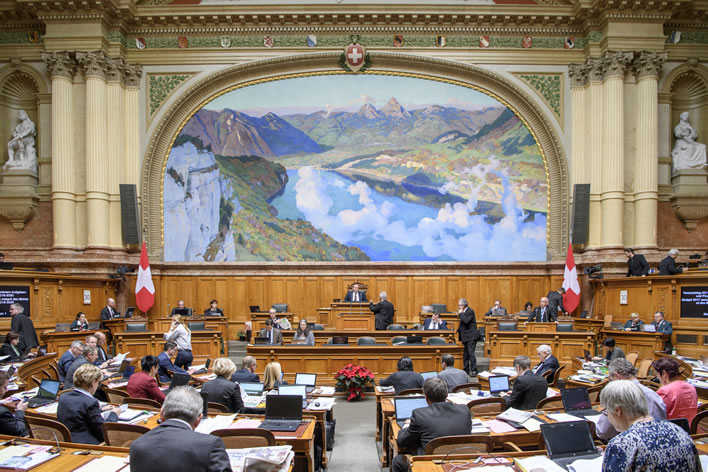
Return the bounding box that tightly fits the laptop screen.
[249,305,260,313]
[122,366,136,379]
[240,383,264,395]
[170,373,191,389]
[279,385,307,399]
[583,349,592,361]
[295,373,316,386]
[393,396,427,420]
[265,395,303,421]
[489,375,510,393]
[332,336,349,345]
[561,388,592,411]
[173,308,190,316]
[541,421,597,458]
[642,324,656,332]
[37,379,61,400]
[420,371,437,380]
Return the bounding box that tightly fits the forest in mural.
[163,74,548,262]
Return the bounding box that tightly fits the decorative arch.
[142,53,569,261]
[661,62,708,153]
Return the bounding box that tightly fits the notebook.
[560,388,600,417]
[295,373,317,393]
[420,371,437,381]
[259,395,303,432]
[393,396,428,428]
[240,382,265,396]
[541,420,601,470]
[27,379,61,408]
[489,375,510,396]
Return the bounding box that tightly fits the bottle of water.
[671,346,677,357]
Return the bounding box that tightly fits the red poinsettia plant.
[335,363,375,401]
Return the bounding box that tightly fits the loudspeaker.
[119,184,141,245]
[571,183,590,245]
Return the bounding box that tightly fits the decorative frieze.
[41,51,76,80]
[632,51,666,80]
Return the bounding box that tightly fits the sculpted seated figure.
[5,110,37,172]
[672,112,707,171]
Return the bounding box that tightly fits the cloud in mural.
[293,166,546,261]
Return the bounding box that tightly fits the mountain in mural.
[181,108,323,158]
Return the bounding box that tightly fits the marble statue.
[5,110,37,172]
[672,112,707,171]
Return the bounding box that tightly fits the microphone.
[167,304,170,317]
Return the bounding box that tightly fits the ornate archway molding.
[142,52,569,261]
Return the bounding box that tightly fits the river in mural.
[163,74,548,262]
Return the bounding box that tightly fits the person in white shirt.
[164,314,193,369]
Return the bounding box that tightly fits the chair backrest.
[639,379,660,391]
[122,397,162,410]
[208,402,230,414]
[497,321,517,331]
[536,395,564,410]
[556,323,573,332]
[549,365,566,388]
[398,388,424,396]
[392,336,407,344]
[187,322,206,331]
[466,397,505,415]
[451,382,482,393]
[636,358,653,378]
[102,422,150,447]
[431,304,447,314]
[126,322,147,332]
[357,336,376,345]
[691,410,708,435]
[424,435,493,455]
[211,428,276,448]
[104,387,130,404]
[603,315,613,328]
[25,414,72,442]
[387,324,405,330]
[427,337,447,345]
[625,351,639,367]
[312,324,325,331]
[272,304,288,313]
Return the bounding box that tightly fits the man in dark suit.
[456,298,479,376]
[157,341,194,383]
[258,319,283,344]
[92,332,111,365]
[532,344,560,383]
[99,298,120,320]
[392,377,471,472]
[344,283,367,302]
[527,297,555,322]
[170,300,193,317]
[231,356,259,383]
[422,311,448,330]
[0,371,28,437]
[485,300,508,317]
[130,386,231,472]
[659,249,683,275]
[9,303,38,353]
[437,354,468,392]
[653,311,673,352]
[547,288,566,318]
[625,248,649,277]
[501,355,548,410]
[64,346,101,390]
[369,291,394,330]
[58,340,85,383]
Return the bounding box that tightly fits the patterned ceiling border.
[147,72,194,126]
[512,72,564,125]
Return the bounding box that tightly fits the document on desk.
[315,386,336,395]
[483,419,518,434]
[376,386,394,393]
[547,412,583,423]
[566,455,603,472]
[72,455,130,472]
[35,402,59,414]
[226,446,293,472]
[307,398,335,410]
[194,414,237,434]
[0,450,59,470]
[230,419,263,429]
[515,455,566,472]
[520,417,543,432]
[111,352,129,365]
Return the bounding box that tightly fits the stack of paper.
[315,386,335,395]
[0,445,60,471]
[195,414,237,434]
[547,412,582,423]
[567,455,603,471]
[226,445,293,472]
[35,402,59,414]
[72,455,130,472]
[471,418,490,434]
[307,398,335,410]
[516,455,566,472]
[491,366,517,376]
[376,386,394,393]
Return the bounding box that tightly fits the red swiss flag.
[135,242,155,313]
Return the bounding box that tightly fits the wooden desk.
[488,330,595,370]
[599,330,668,359]
[277,329,457,346]
[42,330,110,357]
[247,344,464,384]
[112,330,221,364]
[152,317,229,355]
[317,302,373,330]
[16,354,58,388]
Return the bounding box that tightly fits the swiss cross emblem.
[344,43,366,72]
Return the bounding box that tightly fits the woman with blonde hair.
[164,314,193,369]
[263,361,287,391]
[200,358,243,413]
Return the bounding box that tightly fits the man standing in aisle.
[9,303,38,353]
[546,287,566,319]
[370,291,394,330]
[456,298,479,377]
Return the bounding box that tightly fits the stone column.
[600,51,633,249]
[106,58,126,248]
[568,63,589,193]
[77,51,110,248]
[586,58,604,248]
[632,52,664,249]
[123,64,143,196]
[42,51,78,248]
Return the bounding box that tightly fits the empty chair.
[122,397,162,410]
[387,324,405,330]
[25,414,72,442]
[104,388,129,405]
[357,336,376,345]
[587,383,606,403]
[625,351,639,367]
[392,336,407,344]
[466,397,505,415]
[102,423,150,447]
[691,410,708,435]
[451,382,482,393]
[548,365,566,388]
[556,323,573,332]
[636,358,653,379]
[187,322,206,331]
[497,321,517,331]
[126,323,147,332]
[211,428,276,448]
[271,304,288,313]
[208,402,230,414]
[424,435,493,455]
[536,396,564,410]
[431,304,447,314]
[427,337,447,345]
[311,324,325,331]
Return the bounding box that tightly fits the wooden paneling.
[113,330,220,364]
[488,331,595,370]
[599,330,668,359]
[43,330,110,356]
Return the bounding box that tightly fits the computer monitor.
[278,384,307,400]
[332,336,349,345]
[249,305,261,313]
[393,396,428,421]
[169,373,191,389]
[124,307,135,318]
[406,335,423,344]
[560,388,592,411]
[488,375,510,394]
[240,383,264,396]
[36,379,61,401]
[431,304,447,314]
[173,308,190,317]
[420,371,437,381]
[295,373,317,387]
[265,395,303,421]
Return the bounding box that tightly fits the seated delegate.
[200,358,244,413]
[344,283,367,302]
[292,319,315,345]
[500,355,547,410]
[263,361,287,391]
[623,312,644,331]
[70,312,89,332]
[379,357,424,394]
[0,332,23,362]
[203,299,224,316]
[653,357,698,422]
[0,370,28,436]
[127,355,166,404]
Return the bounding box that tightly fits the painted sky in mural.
[163,74,548,262]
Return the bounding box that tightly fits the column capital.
[632,51,666,80]
[122,63,143,88]
[601,51,633,80]
[105,57,127,83]
[41,51,77,80]
[587,57,605,82]
[77,51,109,79]
[569,63,589,88]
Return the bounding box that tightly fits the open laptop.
[560,387,600,417]
[641,324,656,333]
[87,321,101,330]
[124,307,135,318]
[249,305,261,313]
[168,373,191,390]
[405,335,423,344]
[332,336,349,345]
[240,382,265,396]
[489,375,510,397]
[108,359,131,375]
[254,337,271,345]
[541,421,601,470]
[259,395,303,432]
[36,345,48,357]
[26,379,61,408]
[173,308,190,317]
[393,396,428,428]
[295,373,317,393]
[193,359,211,375]
[420,371,437,381]
[278,385,308,408]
